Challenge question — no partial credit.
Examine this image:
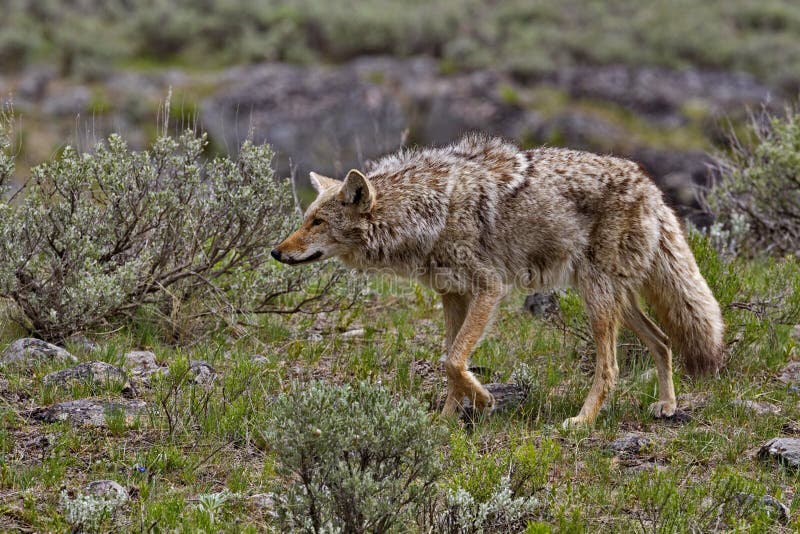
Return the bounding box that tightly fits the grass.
[1,235,800,531]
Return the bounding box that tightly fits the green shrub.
[266,381,445,533]
[0,116,353,341]
[706,111,800,257]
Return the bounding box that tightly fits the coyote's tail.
[642,213,725,375]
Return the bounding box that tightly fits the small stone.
[791,324,800,342]
[1,338,77,367]
[124,351,165,384]
[736,493,789,523]
[249,354,270,364]
[307,332,323,342]
[777,361,800,385]
[341,328,365,338]
[43,362,134,396]
[189,360,216,386]
[677,392,708,411]
[32,398,147,427]
[759,437,800,470]
[523,292,560,317]
[459,382,528,420]
[85,480,129,502]
[606,432,654,456]
[732,399,780,416]
[249,493,277,517]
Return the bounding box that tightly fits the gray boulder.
[42,85,91,116]
[552,65,776,121]
[202,62,406,181]
[606,433,654,456]
[759,437,800,470]
[1,338,77,367]
[32,398,147,427]
[43,361,135,397]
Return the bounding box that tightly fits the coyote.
[272,135,724,427]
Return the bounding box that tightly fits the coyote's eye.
[311,218,324,227]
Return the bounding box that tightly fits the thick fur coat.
[273,135,724,426]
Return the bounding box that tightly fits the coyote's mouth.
[272,250,323,265]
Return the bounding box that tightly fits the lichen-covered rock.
[776,362,800,385]
[43,362,135,397]
[606,433,654,456]
[85,480,129,502]
[736,493,790,523]
[189,360,216,386]
[759,437,800,470]
[1,338,77,367]
[732,399,780,416]
[460,383,528,420]
[32,399,147,427]
[124,350,165,385]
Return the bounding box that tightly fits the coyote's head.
[271,169,375,265]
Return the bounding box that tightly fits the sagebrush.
[266,381,445,533]
[706,110,800,257]
[0,116,354,340]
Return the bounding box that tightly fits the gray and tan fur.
[272,135,724,427]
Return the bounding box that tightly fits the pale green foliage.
[0,123,353,340]
[60,489,126,533]
[706,111,800,257]
[438,477,539,534]
[266,381,445,533]
[4,1,800,86]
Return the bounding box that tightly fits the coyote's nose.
[270,249,282,261]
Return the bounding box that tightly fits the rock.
[606,433,654,456]
[249,354,270,364]
[189,360,216,386]
[249,492,276,510]
[625,460,666,473]
[124,350,165,384]
[732,399,781,416]
[677,392,708,411]
[43,362,135,397]
[460,382,528,420]
[201,62,407,181]
[523,292,559,318]
[777,361,800,385]
[534,110,626,152]
[550,65,775,121]
[736,493,790,523]
[16,66,56,102]
[85,480,129,502]
[1,338,77,367]
[759,437,800,470]
[42,85,91,116]
[32,398,147,427]
[341,328,365,338]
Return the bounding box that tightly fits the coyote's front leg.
[440,289,502,416]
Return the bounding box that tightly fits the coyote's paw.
[472,389,495,413]
[649,400,677,418]
[562,415,591,429]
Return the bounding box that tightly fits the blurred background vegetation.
[0,0,796,220]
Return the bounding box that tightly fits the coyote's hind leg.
[623,292,676,418]
[563,283,621,428]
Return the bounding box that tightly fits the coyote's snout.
[273,135,724,427]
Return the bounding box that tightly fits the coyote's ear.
[339,169,375,213]
[309,171,341,194]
